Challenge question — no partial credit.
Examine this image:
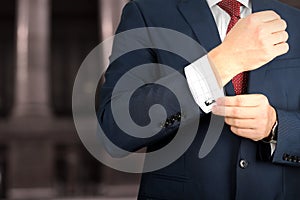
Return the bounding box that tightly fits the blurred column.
[65,146,80,196]
[99,0,128,40]
[98,0,128,78]
[7,0,54,199]
[14,0,50,117]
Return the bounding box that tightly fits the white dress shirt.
[208,0,252,41]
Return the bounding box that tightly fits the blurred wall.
[0,0,138,199]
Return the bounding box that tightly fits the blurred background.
[0,0,299,199]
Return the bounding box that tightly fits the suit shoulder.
[126,0,182,26]
[272,0,300,18]
[130,0,179,10]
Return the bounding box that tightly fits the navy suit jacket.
[98,0,300,199]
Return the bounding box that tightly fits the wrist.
[207,45,240,87]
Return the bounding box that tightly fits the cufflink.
[204,99,216,106]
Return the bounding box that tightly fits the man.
[98,0,300,199]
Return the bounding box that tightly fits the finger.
[273,42,289,56]
[253,10,281,23]
[212,106,258,119]
[268,31,289,45]
[225,117,256,129]
[230,126,259,140]
[216,95,266,107]
[264,19,287,34]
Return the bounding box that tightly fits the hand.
[212,94,277,141]
[208,11,289,87]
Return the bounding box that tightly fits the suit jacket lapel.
[177,0,221,51]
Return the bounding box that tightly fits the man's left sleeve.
[270,109,300,166]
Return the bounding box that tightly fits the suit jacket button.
[291,156,297,162]
[239,159,249,169]
[171,117,176,122]
[176,112,181,119]
[283,153,288,161]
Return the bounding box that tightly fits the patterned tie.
[218,0,248,95]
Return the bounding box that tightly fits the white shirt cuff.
[184,55,225,114]
[270,143,276,156]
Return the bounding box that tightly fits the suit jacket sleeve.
[97,1,203,157]
[272,109,300,166]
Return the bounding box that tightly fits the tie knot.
[218,0,241,17]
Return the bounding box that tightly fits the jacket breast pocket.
[263,58,300,110]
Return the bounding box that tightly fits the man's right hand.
[208,11,289,87]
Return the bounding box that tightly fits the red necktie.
[218,0,248,95]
